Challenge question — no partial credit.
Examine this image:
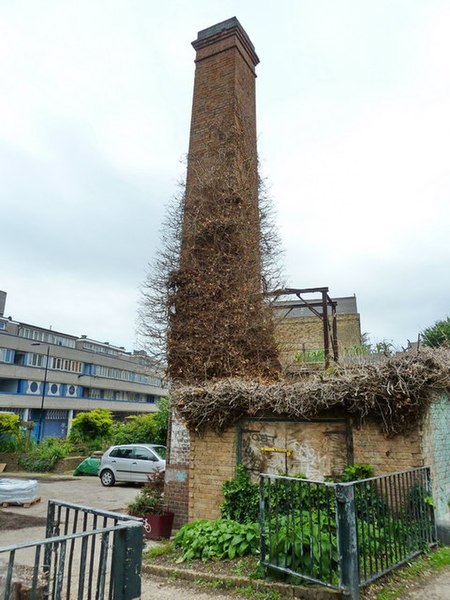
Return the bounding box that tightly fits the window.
[0,348,13,363]
[92,364,161,387]
[110,447,133,459]
[133,447,157,461]
[29,353,45,367]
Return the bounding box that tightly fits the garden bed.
[143,546,342,599]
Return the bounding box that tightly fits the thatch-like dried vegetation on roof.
[172,349,450,436]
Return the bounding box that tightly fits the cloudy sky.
[1,0,449,351]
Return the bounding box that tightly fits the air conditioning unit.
[47,383,61,396]
[66,384,78,398]
[26,381,41,395]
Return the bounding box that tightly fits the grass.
[193,578,284,600]
[143,541,175,560]
[363,546,450,600]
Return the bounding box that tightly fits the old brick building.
[273,295,361,368]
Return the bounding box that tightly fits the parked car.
[98,444,166,487]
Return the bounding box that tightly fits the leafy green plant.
[294,349,325,364]
[17,436,70,472]
[174,519,260,562]
[127,487,167,516]
[221,465,259,523]
[266,510,339,584]
[341,464,374,482]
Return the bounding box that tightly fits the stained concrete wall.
[421,393,450,523]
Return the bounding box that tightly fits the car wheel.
[100,469,115,487]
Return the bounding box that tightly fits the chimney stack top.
[193,17,259,67]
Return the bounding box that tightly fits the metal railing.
[0,500,143,600]
[259,467,436,599]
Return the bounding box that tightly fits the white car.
[98,443,166,486]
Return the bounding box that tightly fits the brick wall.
[421,393,450,521]
[189,428,236,520]
[352,419,423,473]
[275,314,361,367]
[186,415,433,521]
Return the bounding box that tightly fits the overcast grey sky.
[1,0,449,351]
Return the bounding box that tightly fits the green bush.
[68,409,113,450]
[220,465,259,523]
[175,519,260,562]
[113,414,158,445]
[18,437,70,472]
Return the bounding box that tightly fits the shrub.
[174,519,260,562]
[18,437,70,472]
[220,465,259,523]
[127,487,166,516]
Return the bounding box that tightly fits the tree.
[421,317,450,348]
[0,413,20,437]
[68,409,113,447]
[113,414,158,445]
[112,399,169,446]
[153,397,169,445]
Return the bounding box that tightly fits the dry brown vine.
[171,349,450,436]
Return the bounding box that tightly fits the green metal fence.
[0,500,144,600]
[259,467,436,599]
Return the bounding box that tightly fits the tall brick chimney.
[167,17,280,382]
[185,17,259,216]
[165,18,280,526]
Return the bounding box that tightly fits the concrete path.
[140,576,237,600]
[399,566,450,599]
[0,474,140,547]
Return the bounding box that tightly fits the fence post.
[112,524,143,600]
[335,484,360,600]
[259,475,267,578]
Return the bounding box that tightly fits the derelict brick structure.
[165,18,280,525]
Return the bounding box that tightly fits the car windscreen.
[152,446,166,460]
